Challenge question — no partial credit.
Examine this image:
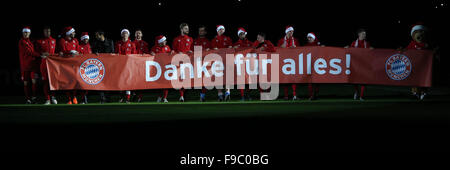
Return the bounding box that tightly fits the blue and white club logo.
[385,54,412,81]
[79,58,105,85]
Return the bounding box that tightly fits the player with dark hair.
[35,26,58,105]
[194,25,212,102]
[91,29,115,104]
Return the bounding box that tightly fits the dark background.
[1,0,449,166]
[1,0,448,93]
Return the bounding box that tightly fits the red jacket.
[35,37,56,69]
[194,37,211,49]
[79,42,92,54]
[57,37,79,56]
[233,39,253,48]
[305,41,320,46]
[351,39,371,48]
[35,37,56,55]
[115,39,136,55]
[277,36,299,47]
[172,35,193,53]
[151,45,171,54]
[211,35,233,48]
[18,38,40,72]
[252,40,276,52]
[134,39,150,54]
[406,40,427,50]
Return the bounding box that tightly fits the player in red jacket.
[194,25,211,102]
[233,27,252,48]
[151,35,172,103]
[78,32,91,104]
[172,23,194,54]
[211,25,233,50]
[79,32,92,54]
[151,36,172,55]
[277,26,299,100]
[252,32,276,98]
[116,29,136,103]
[172,23,194,102]
[346,28,373,101]
[211,25,233,101]
[115,29,136,55]
[194,25,211,51]
[277,26,299,48]
[233,27,253,101]
[304,32,322,100]
[35,26,57,105]
[18,26,40,104]
[252,32,276,52]
[134,29,149,55]
[57,26,80,104]
[133,29,150,102]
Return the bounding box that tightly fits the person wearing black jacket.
[91,30,114,104]
[91,30,114,54]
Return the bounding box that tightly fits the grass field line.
[2,97,448,107]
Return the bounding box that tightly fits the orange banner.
[46,47,433,90]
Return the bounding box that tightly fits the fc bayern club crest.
[79,58,105,85]
[385,54,412,80]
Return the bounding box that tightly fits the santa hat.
[237,27,247,36]
[156,35,167,44]
[81,32,89,41]
[121,29,130,35]
[216,25,225,32]
[307,32,316,40]
[285,26,294,34]
[64,26,75,36]
[410,24,426,37]
[22,26,31,33]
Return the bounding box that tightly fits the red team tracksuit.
[211,34,233,98]
[151,41,172,100]
[252,40,276,92]
[252,40,276,52]
[18,37,40,100]
[115,39,136,101]
[194,37,212,95]
[172,34,194,98]
[35,36,56,101]
[57,37,80,104]
[134,39,150,54]
[277,36,300,99]
[194,37,211,50]
[211,35,233,49]
[234,38,253,98]
[134,39,150,100]
[350,39,371,98]
[304,40,321,99]
[78,41,92,102]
